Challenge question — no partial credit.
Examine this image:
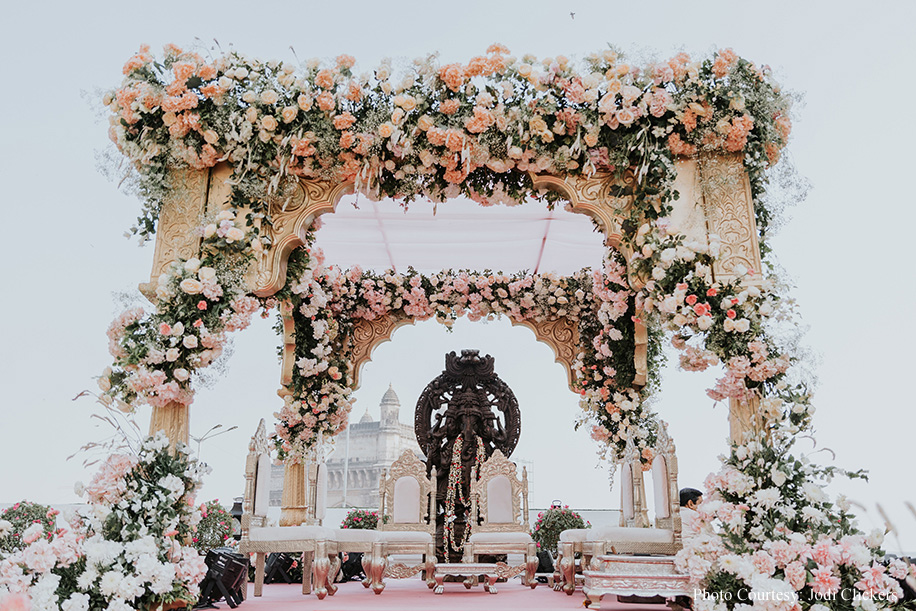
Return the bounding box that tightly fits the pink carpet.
[242,580,668,611]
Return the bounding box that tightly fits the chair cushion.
[559,528,590,543]
[249,525,331,542]
[316,463,328,521]
[253,454,271,518]
[653,456,670,520]
[330,528,380,543]
[468,531,533,544]
[392,476,421,524]
[487,476,514,523]
[585,526,674,544]
[377,531,432,544]
[621,464,634,521]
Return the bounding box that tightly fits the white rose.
[216,210,235,222]
[697,316,713,331]
[735,318,750,333]
[179,278,202,294]
[165,348,180,362]
[182,335,199,349]
[172,322,185,336]
[651,267,666,281]
[184,258,201,273]
[198,267,217,282]
[173,368,190,382]
[225,227,245,242]
[241,90,257,104]
[203,223,217,239]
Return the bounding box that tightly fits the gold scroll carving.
[348,315,416,390]
[277,300,296,398]
[254,179,353,297]
[139,167,210,300]
[698,155,763,285]
[511,317,579,393]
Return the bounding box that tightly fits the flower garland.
[107,44,789,247]
[442,435,486,555]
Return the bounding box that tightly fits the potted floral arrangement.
[340,509,383,530]
[531,506,589,555]
[191,500,234,554]
[0,501,57,554]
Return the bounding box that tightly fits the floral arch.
[88,42,914,610]
[104,42,798,462]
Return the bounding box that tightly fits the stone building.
[269,385,422,509]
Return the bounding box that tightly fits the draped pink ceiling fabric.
[313,196,608,275]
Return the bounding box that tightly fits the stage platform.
[240,578,670,611]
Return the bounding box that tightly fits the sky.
[1,0,914,550]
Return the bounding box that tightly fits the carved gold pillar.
[138,167,210,301]
[280,461,309,526]
[698,155,764,285]
[149,401,189,449]
[728,395,761,444]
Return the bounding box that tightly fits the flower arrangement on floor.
[0,502,57,555]
[675,434,912,611]
[191,500,234,554]
[0,434,209,611]
[340,509,382,530]
[531,506,590,555]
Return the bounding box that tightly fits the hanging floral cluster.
[0,434,209,611]
[675,436,909,611]
[100,210,267,410]
[106,43,790,242]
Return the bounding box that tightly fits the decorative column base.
[149,401,189,450]
[280,461,308,526]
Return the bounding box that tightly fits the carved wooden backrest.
[470,449,529,533]
[242,419,271,537]
[379,450,436,534]
[619,437,649,528]
[651,421,681,536]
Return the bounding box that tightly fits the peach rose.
[440,99,460,115]
[297,93,313,111]
[315,69,335,90]
[281,106,298,123]
[260,90,279,105]
[260,115,278,131]
[377,122,395,139]
[316,92,335,111]
[417,115,434,131]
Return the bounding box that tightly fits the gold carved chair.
[238,420,335,598]
[364,450,438,593]
[555,421,682,594]
[463,450,538,588]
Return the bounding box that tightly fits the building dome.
[359,407,373,424]
[380,384,400,407]
[380,384,400,424]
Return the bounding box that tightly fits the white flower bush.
[0,434,209,610]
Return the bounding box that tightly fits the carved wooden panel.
[510,317,579,393]
[140,167,209,300]
[348,315,416,389]
[698,155,763,285]
[277,300,296,397]
[253,179,354,297]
